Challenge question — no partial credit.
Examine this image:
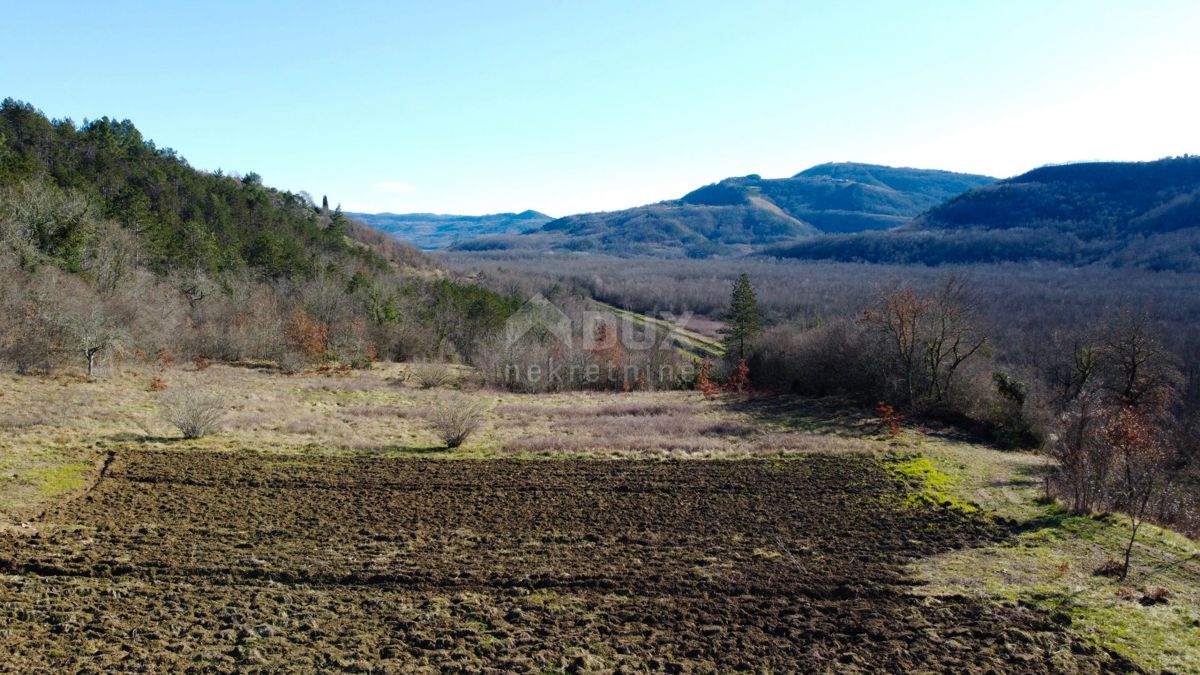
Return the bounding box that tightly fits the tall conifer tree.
[721,273,761,360]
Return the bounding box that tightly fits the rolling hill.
[350,210,552,250]
[769,157,1200,270]
[0,98,434,277]
[452,163,995,257]
[0,98,521,370]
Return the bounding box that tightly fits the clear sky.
[4,1,1199,216]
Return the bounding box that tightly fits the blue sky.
[4,1,1199,216]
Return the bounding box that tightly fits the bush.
[411,361,454,389]
[278,351,308,375]
[160,388,226,439]
[428,399,487,448]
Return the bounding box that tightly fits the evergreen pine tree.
[720,273,761,360]
[329,206,349,238]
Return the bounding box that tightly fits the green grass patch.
[886,454,977,512]
[918,505,1200,673]
[908,438,1200,673]
[30,463,91,497]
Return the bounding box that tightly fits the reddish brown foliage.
[725,359,751,394]
[1101,405,1172,578]
[590,322,626,390]
[876,402,903,437]
[694,359,719,398]
[287,310,328,360]
[635,372,648,392]
[315,362,352,377]
[155,348,175,370]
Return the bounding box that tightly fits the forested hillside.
[770,157,1200,270]
[453,163,994,257]
[0,99,519,374]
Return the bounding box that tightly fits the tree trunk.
[1121,516,1140,580]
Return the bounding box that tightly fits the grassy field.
[1,361,1196,670]
[906,435,1200,673]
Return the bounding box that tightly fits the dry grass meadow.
[0,362,874,522]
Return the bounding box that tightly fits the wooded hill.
[0,99,519,373]
[769,157,1200,271]
[452,163,994,257]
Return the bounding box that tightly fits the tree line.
[733,274,1198,543]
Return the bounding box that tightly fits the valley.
[4,12,1200,667]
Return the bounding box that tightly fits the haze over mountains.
[449,163,996,257]
[349,210,552,250]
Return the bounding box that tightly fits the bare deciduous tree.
[85,219,139,296]
[1044,330,1099,412]
[1100,313,1181,412]
[863,277,987,410]
[923,277,988,405]
[1104,406,1172,579]
[1050,390,1111,514]
[60,303,123,379]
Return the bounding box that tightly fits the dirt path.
[0,451,1136,672]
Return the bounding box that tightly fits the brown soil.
[0,451,1136,673]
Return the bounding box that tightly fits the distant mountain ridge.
[452,163,996,257]
[769,156,1200,271]
[350,210,552,250]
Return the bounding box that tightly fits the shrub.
[428,399,487,448]
[877,402,902,437]
[278,351,308,375]
[1139,586,1171,606]
[726,358,751,393]
[412,361,454,389]
[286,309,328,360]
[1093,558,1124,578]
[160,388,226,439]
[694,359,719,397]
[155,347,175,370]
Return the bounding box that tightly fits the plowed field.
[0,451,1135,672]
